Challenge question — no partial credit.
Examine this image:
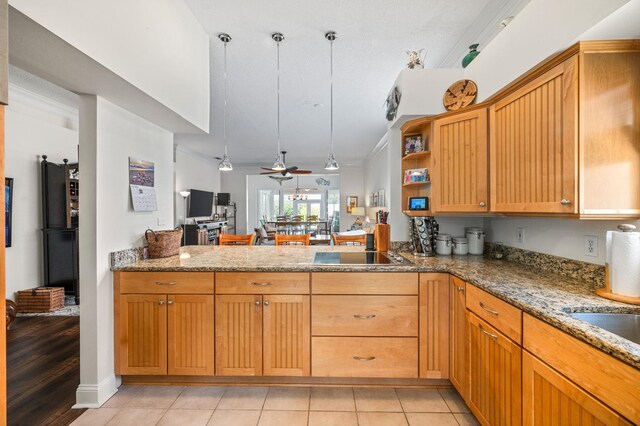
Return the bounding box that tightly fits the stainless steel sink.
[568,313,640,345]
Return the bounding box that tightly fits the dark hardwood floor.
[7,316,85,426]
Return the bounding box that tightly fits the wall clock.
[443,79,478,111]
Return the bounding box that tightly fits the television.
[188,189,214,218]
[5,177,13,247]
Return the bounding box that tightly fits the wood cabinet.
[466,284,522,344]
[522,351,632,426]
[419,273,449,379]
[118,293,214,376]
[400,118,433,216]
[432,108,489,213]
[490,57,578,214]
[0,0,7,105]
[449,276,467,400]
[215,294,310,377]
[467,312,522,426]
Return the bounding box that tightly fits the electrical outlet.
[585,235,598,257]
[516,227,525,244]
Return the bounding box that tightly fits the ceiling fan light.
[218,154,233,171]
[324,153,339,170]
[272,152,286,171]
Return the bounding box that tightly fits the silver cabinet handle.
[158,300,164,305]
[252,282,272,286]
[264,301,270,306]
[255,300,261,306]
[479,325,498,340]
[167,300,174,305]
[353,356,376,361]
[479,201,486,207]
[354,314,376,319]
[479,302,498,315]
[457,287,465,292]
[561,199,572,205]
[156,281,177,286]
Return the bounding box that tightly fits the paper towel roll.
[609,230,640,297]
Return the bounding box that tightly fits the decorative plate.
[443,79,478,111]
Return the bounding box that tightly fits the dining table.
[266,220,331,235]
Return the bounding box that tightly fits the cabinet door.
[118,294,167,375]
[168,295,215,376]
[432,108,488,212]
[215,295,263,376]
[263,295,310,376]
[449,276,467,400]
[468,312,521,426]
[419,273,449,379]
[490,56,578,213]
[523,352,631,426]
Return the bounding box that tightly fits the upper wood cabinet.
[0,0,7,105]
[490,57,578,214]
[432,108,489,213]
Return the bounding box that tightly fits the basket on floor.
[17,287,65,313]
[145,227,183,258]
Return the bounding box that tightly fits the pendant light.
[218,33,233,171]
[271,32,286,171]
[324,31,339,170]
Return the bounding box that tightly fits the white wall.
[77,95,174,407]
[173,146,221,227]
[4,85,78,299]
[363,141,390,213]
[10,0,210,132]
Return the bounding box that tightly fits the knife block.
[375,224,390,252]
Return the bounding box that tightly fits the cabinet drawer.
[118,272,214,294]
[312,273,418,295]
[466,284,522,343]
[312,337,418,378]
[216,272,309,294]
[312,295,418,337]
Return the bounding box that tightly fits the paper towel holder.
[596,224,640,305]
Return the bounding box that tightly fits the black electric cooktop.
[313,252,408,265]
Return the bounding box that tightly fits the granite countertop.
[113,245,640,370]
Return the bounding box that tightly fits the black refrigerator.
[41,156,79,304]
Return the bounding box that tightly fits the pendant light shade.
[271,32,286,171]
[324,31,339,170]
[218,33,233,171]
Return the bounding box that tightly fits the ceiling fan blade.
[290,170,313,174]
[260,171,279,175]
[286,166,299,173]
[261,167,277,171]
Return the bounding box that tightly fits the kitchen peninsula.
[112,245,640,424]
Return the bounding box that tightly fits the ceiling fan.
[260,151,312,176]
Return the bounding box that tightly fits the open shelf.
[402,151,431,161]
[403,210,433,217]
[403,181,431,187]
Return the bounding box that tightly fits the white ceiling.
[177,0,525,167]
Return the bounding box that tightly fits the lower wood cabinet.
[449,276,467,400]
[118,294,214,376]
[467,312,522,426]
[419,273,450,379]
[522,351,631,426]
[215,294,310,377]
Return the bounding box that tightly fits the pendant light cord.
[276,39,281,156]
[223,39,228,156]
[330,37,334,155]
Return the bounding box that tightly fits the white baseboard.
[73,374,119,408]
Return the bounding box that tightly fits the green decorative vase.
[462,44,480,68]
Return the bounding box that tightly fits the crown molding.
[8,82,79,124]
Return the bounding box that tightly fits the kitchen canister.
[436,234,453,255]
[452,237,469,255]
[466,227,485,255]
[604,224,640,299]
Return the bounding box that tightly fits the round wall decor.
[443,79,478,111]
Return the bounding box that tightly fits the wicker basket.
[145,227,183,258]
[17,287,65,313]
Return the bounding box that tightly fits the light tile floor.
[71,385,479,426]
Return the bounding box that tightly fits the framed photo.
[404,135,425,155]
[346,195,358,213]
[377,189,385,208]
[373,193,379,207]
[5,177,13,248]
[404,168,428,183]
